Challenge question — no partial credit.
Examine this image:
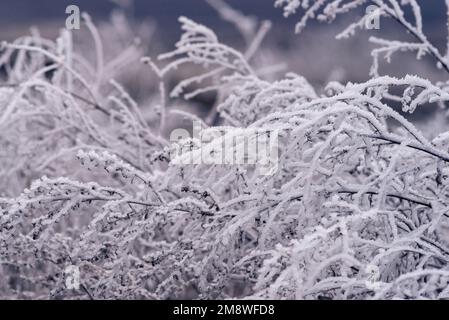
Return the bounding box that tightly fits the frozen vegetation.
[1,0,449,299]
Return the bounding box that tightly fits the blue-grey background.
[0,0,447,131]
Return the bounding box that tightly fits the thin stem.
[364,134,449,163]
[370,0,449,74]
[337,189,432,208]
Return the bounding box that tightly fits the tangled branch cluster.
[1,1,449,299]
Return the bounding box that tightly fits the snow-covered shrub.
[1,1,449,300]
[274,0,449,77]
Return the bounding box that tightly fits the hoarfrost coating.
[1,0,449,300]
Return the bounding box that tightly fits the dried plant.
[1,1,449,300]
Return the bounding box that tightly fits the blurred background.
[0,0,447,134]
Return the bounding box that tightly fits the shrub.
[1,0,449,299]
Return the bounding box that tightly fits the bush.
[1,0,449,299]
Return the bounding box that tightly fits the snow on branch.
[1,1,449,300]
[274,0,449,76]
